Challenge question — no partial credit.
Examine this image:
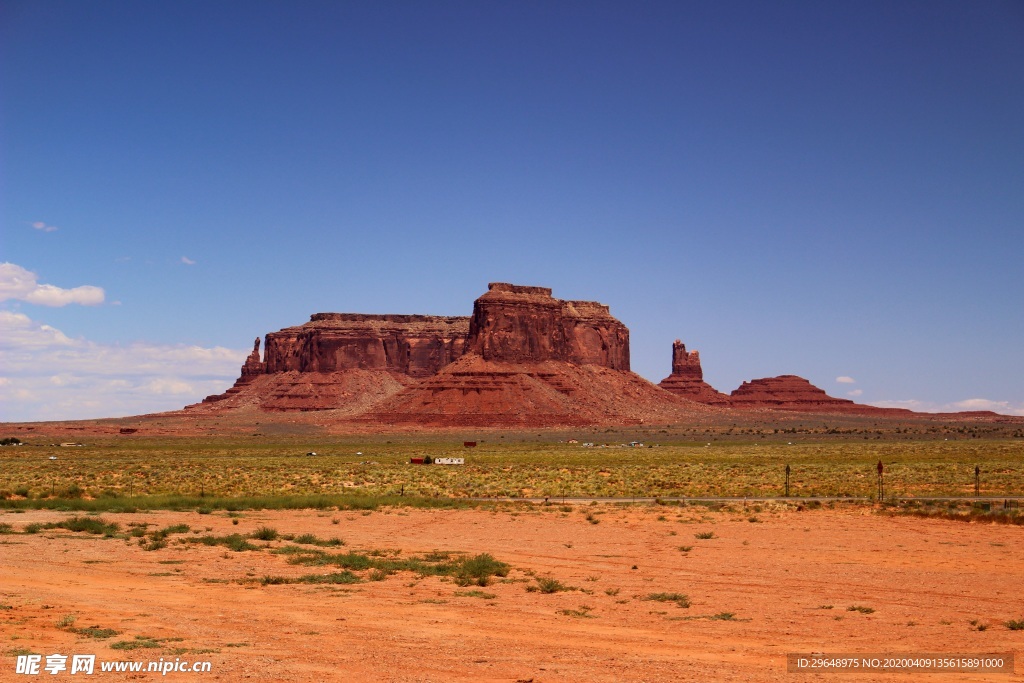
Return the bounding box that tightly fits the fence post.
[974,465,980,496]
[785,464,791,497]
[877,460,884,501]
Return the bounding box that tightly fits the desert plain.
[1,501,1022,682]
[1,416,1022,682]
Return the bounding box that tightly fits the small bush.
[73,626,119,639]
[110,636,160,651]
[260,576,291,585]
[150,524,190,541]
[645,592,691,608]
[0,523,14,534]
[49,517,120,536]
[1005,619,1024,631]
[251,526,279,541]
[695,531,715,540]
[188,533,257,552]
[558,605,595,618]
[61,485,85,499]
[298,571,360,585]
[56,614,77,629]
[530,577,570,594]
[847,605,875,614]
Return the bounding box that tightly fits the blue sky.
[2,0,1022,421]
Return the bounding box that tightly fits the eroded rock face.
[729,375,856,410]
[263,314,469,376]
[467,283,630,370]
[240,337,265,378]
[658,340,730,404]
[196,283,642,418]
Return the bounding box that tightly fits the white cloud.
[0,263,105,307]
[870,398,1024,417]
[31,221,58,233]
[181,256,196,265]
[847,389,863,397]
[0,313,248,421]
[836,376,856,384]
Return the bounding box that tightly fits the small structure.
[410,457,425,465]
[463,441,477,448]
[434,457,465,465]
[306,451,317,457]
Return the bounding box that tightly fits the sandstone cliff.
[263,314,469,376]
[194,283,704,424]
[361,284,698,426]
[199,315,467,411]
[467,283,630,370]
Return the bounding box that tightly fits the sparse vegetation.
[110,636,161,650]
[645,592,691,608]
[1006,619,1024,630]
[73,626,120,639]
[695,531,715,540]
[847,605,875,614]
[2,437,1020,504]
[251,526,280,541]
[558,605,595,618]
[529,577,572,594]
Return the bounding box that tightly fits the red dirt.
[2,505,1021,681]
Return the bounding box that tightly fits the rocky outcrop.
[728,375,856,411]
[194,283,702,424]
[363,355,706,427]
[361,284,690,426]
[240,337,265,378]
[467,283,629,370]
[263,314,469,376]
[199,315,468,410]
[658,340,730,405]
[193,281,917,423]
[200,337,266,404]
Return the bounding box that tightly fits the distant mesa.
[657,340,902,414]
[192,282,915,425]
[728,375,858,411]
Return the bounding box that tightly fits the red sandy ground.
[1,505,1021,682]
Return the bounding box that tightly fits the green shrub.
[250,526,279,541]
[297,571,360,584]
[530,577,570,594]
[645,592,691,608]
